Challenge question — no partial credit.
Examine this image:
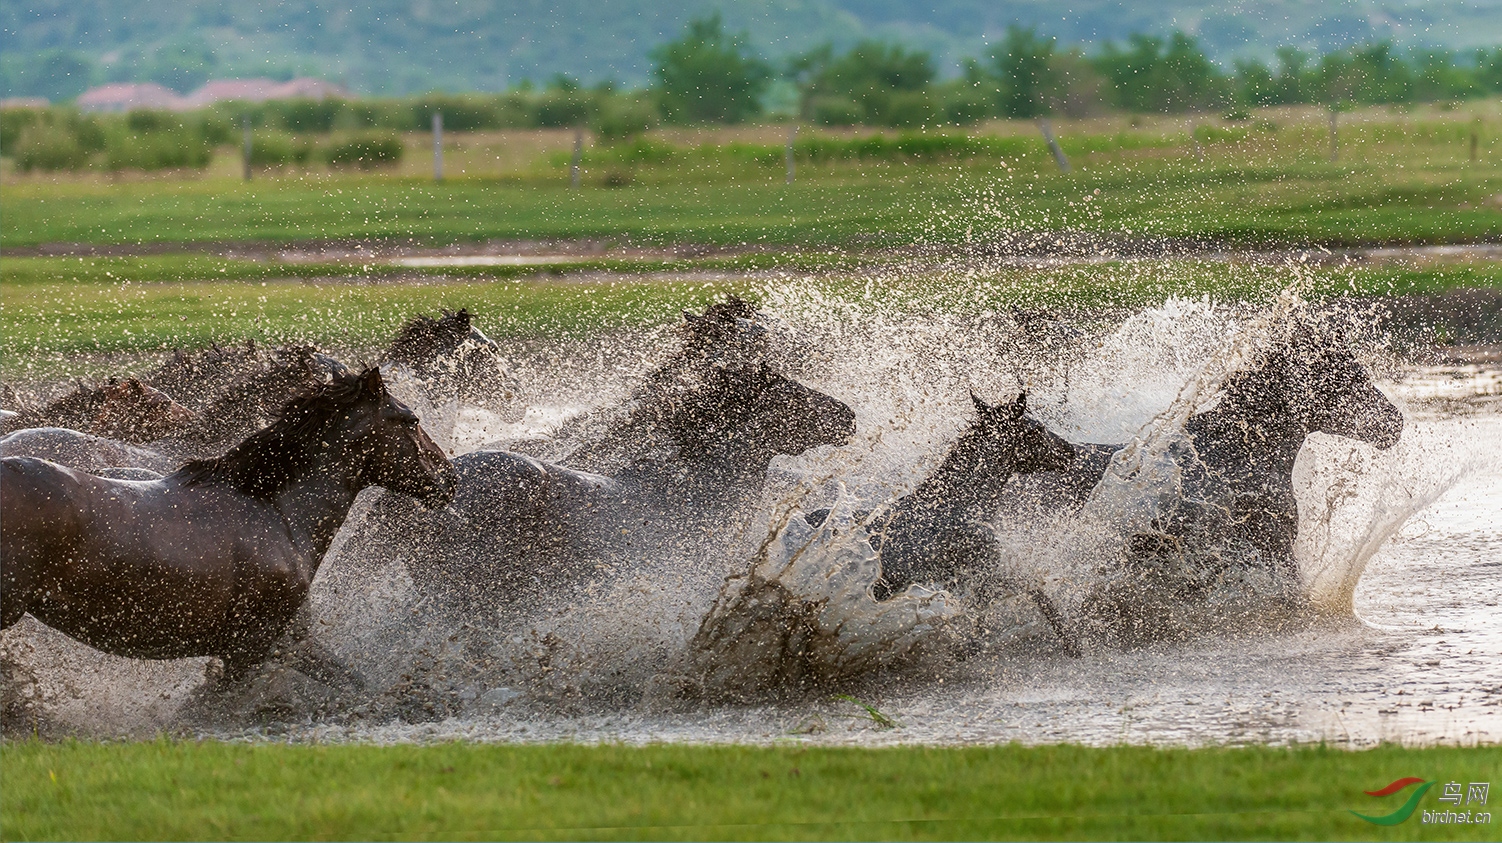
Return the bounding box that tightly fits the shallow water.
[3,297,1498,747]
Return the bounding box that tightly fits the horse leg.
[274,605,365,691]
[1026,589,1081,658]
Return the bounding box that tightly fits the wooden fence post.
[570,128,583,189]
[1329,108,1339,163]
[1190,120,1205,162]
[785,124,797,184]
[1038,120,1070,172]
[242,117,252,182]
[432,111,443,182]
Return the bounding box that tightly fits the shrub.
[0,107,43,150]
[323,132,404,168]
[808,96,863,126]
[102,131,212,171]
[600,168,634,187]
[246,130,314,166]
[10,122,88,171]
[535,91,593,128]
[593,97,659,143]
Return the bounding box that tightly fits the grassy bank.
[4,154,1500,252]
[3,740,1498,841]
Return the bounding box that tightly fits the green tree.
[988,26,1055,118]
[1092,32,1229,112]
[801,41,936,126]
[650,14,770,124]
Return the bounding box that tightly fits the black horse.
[1021,319,1405,635]
[345,298,856,613]
[1,368,455,682]
[382,308,516,413]
[807,392,1079,650]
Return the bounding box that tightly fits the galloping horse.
[807,392,1079,651]
[1019,318,1405,634]
[383,308,516,412]
[162,344,348,458]
[345,298,856,613]
[0,428,178,475]
[1136,322,1402,579]
[0,378,197,443]
[1,368,455,681]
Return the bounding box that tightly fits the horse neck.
[1187,384,1307,485]
[269,455,367,566]
[893,445,1006,525]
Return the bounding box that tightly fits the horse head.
[660,299,853,471]
[1278,322,1403,449]
[387,308,511,404]
[681,295,767,362]
[945,392,1074,498]
[90,378,199,442]
[341,367,457,507]
[183,367,455,507]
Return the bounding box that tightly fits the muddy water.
[3,299,1499,747]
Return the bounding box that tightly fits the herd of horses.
[0,299,1405,693]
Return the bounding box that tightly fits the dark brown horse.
[0,378,198,443]
[344,298,856,614]
[0,368,455,681]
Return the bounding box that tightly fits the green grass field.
[3,741,1499,841]
[5,156,1502,251]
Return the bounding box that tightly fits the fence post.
[1328,107,1339,163]
[1190,120,1205,162]
[1471,123,1480,162]
[1038,120,1070,172]
[432,111,443,182]
[242,116,252,182]
[570,128,583,189]
[785,124,797,184]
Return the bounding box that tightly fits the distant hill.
[5,0,1502,98]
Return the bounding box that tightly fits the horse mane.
[554,298,772,472]
[176,370,371,499]
[1217,315,1341,405]
[387,308,471,366]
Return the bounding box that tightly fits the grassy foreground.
[3,741,1498,841]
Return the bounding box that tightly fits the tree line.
[5,14,1502,173]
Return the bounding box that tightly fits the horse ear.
[1010,391,1028,418]
[455,308,471,326]
[360,367,385,396]
[970,391,991,416]
[126,378,145,394]
[683,311,703,325]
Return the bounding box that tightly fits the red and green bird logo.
[1351,778,1433,825]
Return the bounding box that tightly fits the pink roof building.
[76,83,186,112]
[183,77,349,108]
[75,77,350,112]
